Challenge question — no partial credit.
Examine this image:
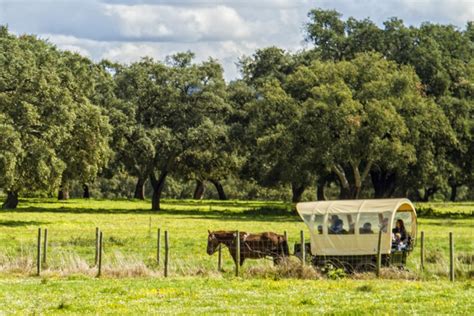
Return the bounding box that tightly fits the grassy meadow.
[0,198,473,314]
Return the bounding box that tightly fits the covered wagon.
[296,198,417,272]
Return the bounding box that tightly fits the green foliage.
[286,53,447,198]
[239,46,295,85]
[0,28,111,206]
[237,48,317,202]
[113,54,231,208]
[57,53,113,189]
[326,267,347,280]
[305,9,473,199]
[0,114,21,189]
[0,32,66,200]
[1,8,473,204]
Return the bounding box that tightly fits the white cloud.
[315,0,473,27]
[1,0,472,80]
[101,42,163,61]
[99,40,268,80]
[101,0,310,9]
[104,4,254,41]
[397,0,474,26]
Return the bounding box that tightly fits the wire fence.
[0,227,472,281]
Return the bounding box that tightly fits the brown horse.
[207,230,289,266]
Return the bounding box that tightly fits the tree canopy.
[0,28,111,208]
[0,8,473,208]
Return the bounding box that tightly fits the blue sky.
[1,0,472,79]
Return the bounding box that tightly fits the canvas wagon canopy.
[296,199,417,256]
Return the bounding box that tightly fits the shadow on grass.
[0,220,50,227]
[21,198,288,208]
[10,206,301,222]
[418,220,474,228]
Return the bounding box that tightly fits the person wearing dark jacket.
[392,219,407,242]
[392,219,409,250]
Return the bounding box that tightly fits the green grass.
[0,198,473,314]
[1,277,473,314]
[417,201,474,217]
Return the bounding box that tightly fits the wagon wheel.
[326,259,354,273]
[355,262,376,273]
[340,261,355,274]
[324,258,345,270]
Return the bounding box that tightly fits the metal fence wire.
[0,227,472,281]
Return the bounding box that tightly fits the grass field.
[1,277,473,314]
[0,198,473,314]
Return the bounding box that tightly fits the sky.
[1,0,473,80]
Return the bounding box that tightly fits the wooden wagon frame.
[296,199,417,272]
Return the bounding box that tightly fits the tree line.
[0,9,473,210]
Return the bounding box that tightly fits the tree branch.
[361,160,373,184]
[350,159,361,188]
[331,164,349,189]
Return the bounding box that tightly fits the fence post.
[95,227,99,266]
[376,229,382,277]
[300,230,305,266]
[36,228,42,276]
[157,228,161,265]
[164,230,169,277]
[217,245,222,271]
[235,230,240,277]
[42,228,48,265]
[278,231,287,259]
[449,232,454,282]
[420,231,424,272]
[97,231,103,277]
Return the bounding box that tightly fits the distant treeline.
[0,8,473,209]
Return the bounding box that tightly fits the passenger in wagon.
[392,219,407,242]
[317,225,323,234]
[392,219,408,250]
[328,215,339,234]
[329,218,346,234]
[359,222,373,234]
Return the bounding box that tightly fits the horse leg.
[240,256,245,266]
[273,254,283,265]
[229,250,238,266]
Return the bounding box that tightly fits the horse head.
[207,230,220,255]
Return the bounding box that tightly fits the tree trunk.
[210,179,227,200]
[450,184,458,202]
[2,191,19,209]
[370,169,397,198]
[332,165,352,200]
[317,183,327,201]
[58,187,70,200]
[150,171,168,211]
[422,187,437,202]
[291,183,306,203]
[333,161,372,200]
[83,184,90,199]
[338,186,352,199]
[134,177,146,200]
[352,186,361,199]
[408,189,422,202]
[193,180,206,200]
[337,183,360,199]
